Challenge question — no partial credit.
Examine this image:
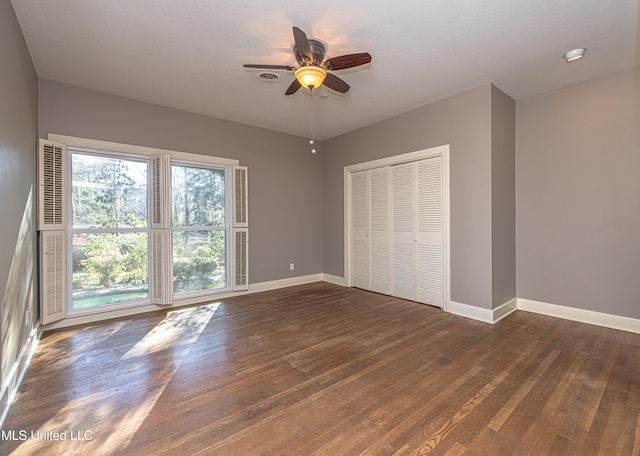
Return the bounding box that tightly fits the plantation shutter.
[38,139,67,324]
[151,154,170,229]
[233,166,248,227]
[151,154,172,304]
[151,229,172,305]
[38,139,66,231]
[233,166,249,290]
[40,231,66,324]
[234,228,249,290]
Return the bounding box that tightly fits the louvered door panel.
[369,167,390,294]
[416,157,444,307]
[391,163,416,300]
[350,171,369,289]
[40,231,66,324]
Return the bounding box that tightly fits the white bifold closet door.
[390,157,444,307]
[369,167,391,294]
[391,163,416,300]
[350,171,369,290]
[415,157,444,307]
[351,156,443,308]
[350,168,392,294]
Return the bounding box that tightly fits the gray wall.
[323,85,495,309]
[491,85,516,308]
[38,79,324,284]
[516,67,640,319]
[0,0,39,399]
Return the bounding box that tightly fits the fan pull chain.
[310,88,317,153]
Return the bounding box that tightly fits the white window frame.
[46,134,243,319]
[169,160,233,300]
[66,147,153,316]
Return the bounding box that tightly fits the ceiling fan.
[243,26,372,95]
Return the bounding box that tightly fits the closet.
[349,152,445,308]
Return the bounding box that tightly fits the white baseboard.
[0,324,41,428]
[494,298,518,323]
[248,274,324,293]
[450,296,639,333]
[322,274,347,286]
[44,274,326,330]
[517,298,640,334]
[450,298,517,324]
[450,301,493,323]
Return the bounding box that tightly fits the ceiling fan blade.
[323,53,372,71]
[322,73,350,94]
[292,26,313,63]
[243,64,296,71]
[285,79,302,96]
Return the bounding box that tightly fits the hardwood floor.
[1,282,638,455]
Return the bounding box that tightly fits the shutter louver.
[38,140,66,231]
[151,154,170,229]
[151,155,172,303]
[234,229,249,289]
[40,231,66,324]
[151,157,162,227]
[234,166,248,227]
[233,166,249,290]
[151,229,172,304]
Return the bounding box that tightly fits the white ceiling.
[11,0,640,140]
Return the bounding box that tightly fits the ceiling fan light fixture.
[295,66,326,89]
[563,48,586,62]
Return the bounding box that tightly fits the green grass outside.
[73,291,149,309]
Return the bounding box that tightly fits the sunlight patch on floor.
[121,302,219,360]
[10,302,220,455]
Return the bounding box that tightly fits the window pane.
[72,154,148,229]
[172,165,225,227]
[72,233,149,309]
[173,230,226,294]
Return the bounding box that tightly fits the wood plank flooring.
[1,282,638,455]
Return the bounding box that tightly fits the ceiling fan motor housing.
[293,39,326,66]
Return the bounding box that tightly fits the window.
[70,152,150,310]
[171,164,228,295]
[38,136,248,325]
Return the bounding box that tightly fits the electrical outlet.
[289,263,295,271]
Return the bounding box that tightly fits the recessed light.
[563,48,587,62]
